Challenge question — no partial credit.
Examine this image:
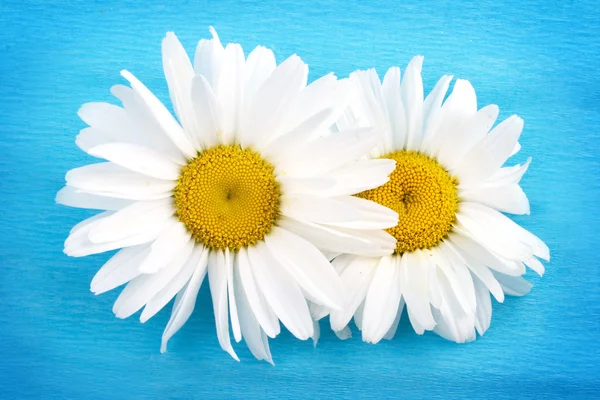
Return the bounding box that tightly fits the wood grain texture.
[1,0,599,398]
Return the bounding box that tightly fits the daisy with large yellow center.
[56,28,399,363]
[328,57,549,344]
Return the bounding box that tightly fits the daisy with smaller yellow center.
[327,57,550,343]
[57,28,399,362]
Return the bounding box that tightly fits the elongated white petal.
[161,252,209,353]
[264,227,345,310]
[237,248,280,338]
[216,43,245,144]
[456,115,524,187]
[141,245,207,322]
[56,187,133,211]
[244,54,308,146]
[247,243,313,340]
[88,199,175,244]
[112,239,194,319]
[401,56,424,150]
[90,244,150,294]
[281,194,397,230]
[330,256,378,331]
[400,251,436,331]
[277,217,396,257]
[472,274,492,336]
[362,256,402,343]
[193,26,224,88]
[226,249,242,343]
[87,143,181,180]
[277,128,378,178]
[493,272,532,297]
[382,299,404,341]
[381,67,405,152]
[208,250,239,361]
[66,163,175,201]
[162,32,199,148]
[138,221,192,273]
[461,183,530,215]
[121,70,196,159]
[233,259,273,364]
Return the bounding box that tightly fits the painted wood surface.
[1,0,598,398]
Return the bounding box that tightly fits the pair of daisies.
[58,28,549,364]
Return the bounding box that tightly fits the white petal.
[87,143,181,180]
[64,212,168,257]
[316,158,396,197]
[208,250,239,361]
[141,245,208,322]
[334,326,352,340]
[112,239,194,319]
[193,27,224,88]
[242,46,276,123]
[271,73,348,144]
[281,194,397,230]
[109,85,187,164]
[460,202,549,261]
[120,70,196,159]
[446,241,504,302]
[400,251,436,331]
[190,74,222,148]
[162,32,199,149]
[330,256,378,331]
[90,244,150,294]
[488,158,531,187]
[215,43,245,144]
[525,257,545,276]
[87,199,175,244]
[138,221,192,273]
[401,56,424,150]
[227,249,242,343]
[277,216,396,257]
[440,104,500,171]
[244,55,308,146]
[473,274,492,336]
[433,245,476,314]
[276,127,378,178]
[237,248,280,338]
[362,256,402,344]
[247,242,313,340]
[264,227,345,310]
[56,186,133,211]
[233,257,273,363]
[66,163,176,201]
[420,75,453,152]
[421,75,453,152]
[424,79,477,158]
[448,232,524,276]
[456,207,534,262]
[455,115,524,188]
[461,183,530,215]
[381,67,406,152]
[382,298,404,340]
[492,272,532,297]
[77,102,137,144]
[160,252,209,353]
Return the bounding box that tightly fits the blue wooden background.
[1,1,599,398]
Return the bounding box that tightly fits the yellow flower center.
[357,150,459,255]
[173,145,281,251]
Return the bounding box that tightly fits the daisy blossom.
[57,28,398,362]
[329,57,549,344]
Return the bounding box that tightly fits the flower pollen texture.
[174,145,281,251]
[357,150,459,254]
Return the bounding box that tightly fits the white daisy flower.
[56,28,398,362]
[329,56,549,344]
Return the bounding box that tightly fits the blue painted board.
[1,0,599,398]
